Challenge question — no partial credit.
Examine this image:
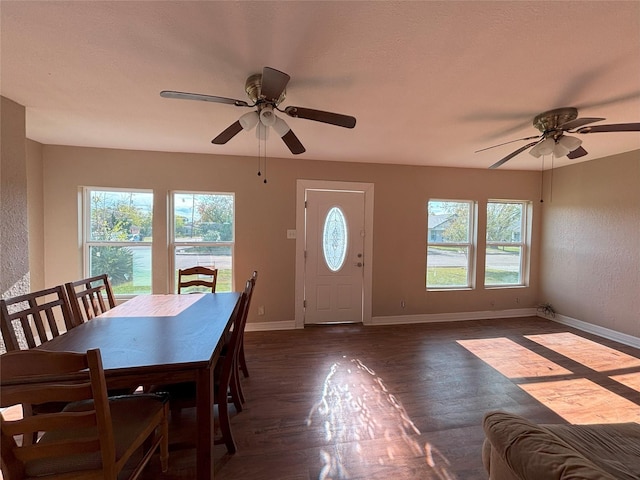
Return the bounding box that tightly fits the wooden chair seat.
[25,394,169,478]
[1,348,169,480]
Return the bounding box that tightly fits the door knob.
[354,262,363,267]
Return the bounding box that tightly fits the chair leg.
[239,342,250,378]
[160,403,169,472]
[216,397,236,454]
[229,367,243,412]
[235,366,245,405]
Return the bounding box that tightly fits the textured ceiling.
[1,1,639,170]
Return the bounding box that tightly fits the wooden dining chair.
[177,266,218,294]
[65,273,117,325]
[228,270,258,411]
[150,281,250,454]
[0,348,169,480]
[0,285,76,351]
[238,270,258,379]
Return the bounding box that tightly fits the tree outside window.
[485,201,527,287]
[86,189,153,296]
[173,192,234,292]
[427,200,475,289]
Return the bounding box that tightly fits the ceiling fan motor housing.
[533,107,578,137]
[245,73,286,105]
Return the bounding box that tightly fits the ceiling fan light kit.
[483,107,640,169]
[529,137,555,158]
[239,111,259,130]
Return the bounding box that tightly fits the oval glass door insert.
[323,206,348,272]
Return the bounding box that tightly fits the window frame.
[170,190,235,293]
[83,187,154,299]
[484,199,530,288]
[426,199,477,291]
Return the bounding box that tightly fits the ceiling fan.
[160,67,356,155]
[478,107,640,169]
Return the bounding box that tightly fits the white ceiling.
[2,1,639,171]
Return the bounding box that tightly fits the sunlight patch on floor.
[458,334,640,425]
[457,337,572,378]
[307,357,455,480]
[525,332,640,372]
[520,378,640,424]
[611,372,640,393]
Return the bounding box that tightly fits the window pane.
[428,201,470,243]
[427,246,470,287]
[487,202,522,242]
[175,245,233,292]
[89,245,151,295]
[485,246,522,285]
[174,193,234,242]
[89,190,153,241]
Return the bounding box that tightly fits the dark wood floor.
[140,316,640,480]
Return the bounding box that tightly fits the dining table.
[38,291,241,480]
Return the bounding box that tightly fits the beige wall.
[539,150,640,338]
[1,97,30,298]
[4,94,637,337]
[26,139,45,291]
[41,144,542,326]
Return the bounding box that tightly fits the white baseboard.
[245,320,296,332]
[244,310,640,350]
[544,313,640,349]
[369,308,537,326]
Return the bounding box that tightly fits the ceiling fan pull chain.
[257,138,262,177]
[539,156,545,203]
[263,138,268,184]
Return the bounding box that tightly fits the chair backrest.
[0,285,76,351]
[248,270,258,308]
[65,273,116,325]
[222,281,251,376]
[177,266,218,294]
[0,348,116,479]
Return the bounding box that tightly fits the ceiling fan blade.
[489,141,540,169]
[475,135,541,153]
[160,90,250,107]
[281,130,306,155]
[576,123,640,134]
[567,146,588,159]
[261,67,290,103]
[560,117,605,130]
[284,106,356,129]
[211,121,243,144]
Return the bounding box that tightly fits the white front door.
[304,190,365,324]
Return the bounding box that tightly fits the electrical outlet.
[400,300,406,309]
[258,306,265,315]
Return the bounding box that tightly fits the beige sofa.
[482,411,640,480]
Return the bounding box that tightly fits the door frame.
[295,179,374,328]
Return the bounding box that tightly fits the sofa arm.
[483,411,617,480]
[483,437,523,480]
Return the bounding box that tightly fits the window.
[427,200,475,289]
[485,200,528,287]
[172,192,234,292]
[85,188,153,296]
